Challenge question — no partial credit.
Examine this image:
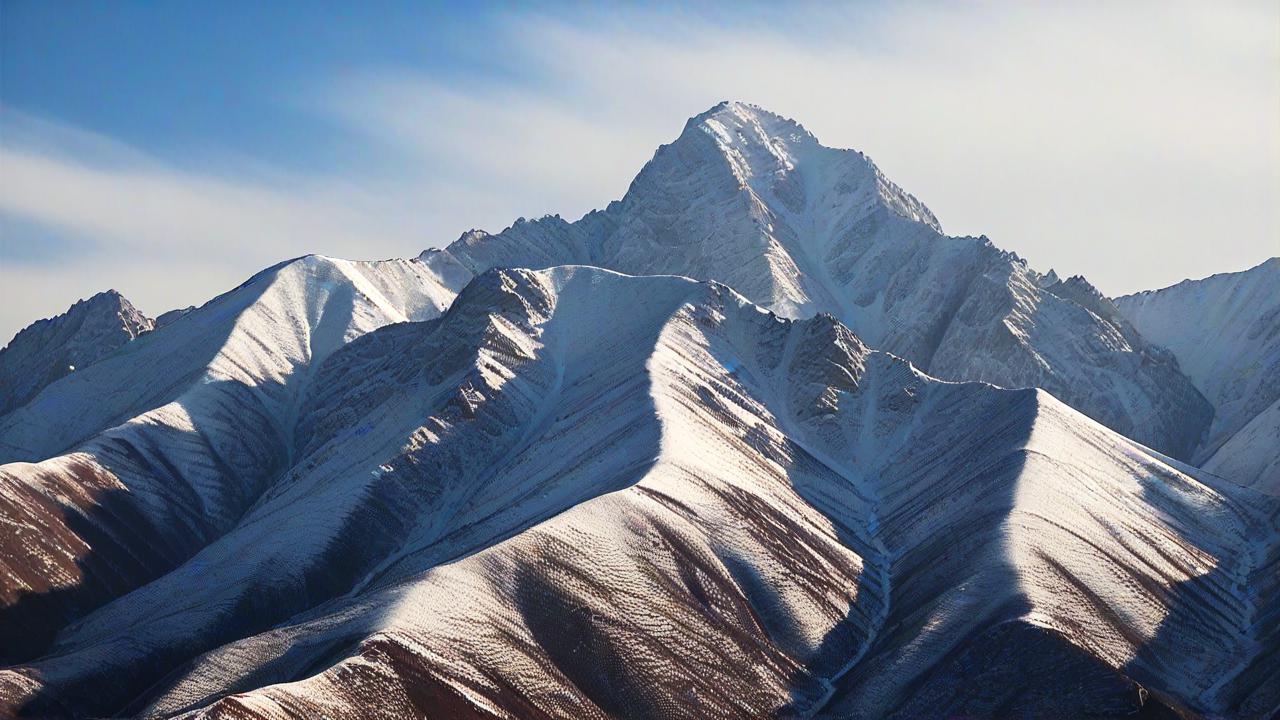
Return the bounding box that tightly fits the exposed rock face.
[0,290,154,417]
[0,267,1274,718]
[422,102,1212,461]
[1116,257,1280,492]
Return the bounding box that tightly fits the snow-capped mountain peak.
[2,103,1275,719]
[678,100,942,235]
[420,102,1210,460]
[0,289,154,416]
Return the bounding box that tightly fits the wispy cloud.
[326,1,1278,287]
[1,113,426,339]
[3,1,1277,342]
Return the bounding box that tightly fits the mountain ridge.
[0,102,1275,719]
[0,289,154,417]
[3,265,1274,718]
[418,101,1212,461]
[1115,256,1280,492]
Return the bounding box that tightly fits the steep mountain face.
[422,102,1211,461]
[0,255,464,663]
[0,267,1274,719]
[0,290,154,417]
[1116,258,1280,492]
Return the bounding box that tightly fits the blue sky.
[4,3,494,168]
[2,1,1277,342]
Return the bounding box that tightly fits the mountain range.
[0,102,1276,719]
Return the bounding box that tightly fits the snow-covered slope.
[1204,398,1280,494]
[0,255,464,663]
[423,102,1211,461]
[1,267,1274,718]
[0,102,1272,718]
[0,290,154,417]
[1116,258,1280,491]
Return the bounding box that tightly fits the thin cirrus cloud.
[0,114,434,341]
[2,1,1277,344]
[326,2,1278,285]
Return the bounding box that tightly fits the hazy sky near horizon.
[2,1,1277,342]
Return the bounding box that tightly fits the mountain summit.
[0,289,154,416]
[423,101,1211,460]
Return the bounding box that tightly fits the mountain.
[0,290,154,417]
[0,255,463,466]
[0,254,463,664]
[421,101,1212,462]
[1116,258,1280,492]
[1,266,1274,718]
[1203,398,1280,492]
[155,305,196,329]
[1,103,1275,719]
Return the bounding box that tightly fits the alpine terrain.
[0,103,1275,719]
[1116,258,1280,493]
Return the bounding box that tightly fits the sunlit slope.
[0,255,462,664]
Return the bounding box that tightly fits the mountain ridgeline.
[0,102,1276,719]
[0,290,154,417]
[422,102,1214,462]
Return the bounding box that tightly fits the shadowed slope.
[1116,257,1280,491]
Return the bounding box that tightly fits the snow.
[1,266,1274,718]
[419,101,1212,463]
[0,289,153,417]
[1116,257,1280,489]
[1203,398,1280,494]
[0,102,1275,718]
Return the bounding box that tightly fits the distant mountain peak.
[1116,257,1280,489]
[416,103,1209,460]
[0,289,154,416]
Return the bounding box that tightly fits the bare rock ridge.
[1116,257,1280,493]
[0,290,154,417]
[421,101,1213,462]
